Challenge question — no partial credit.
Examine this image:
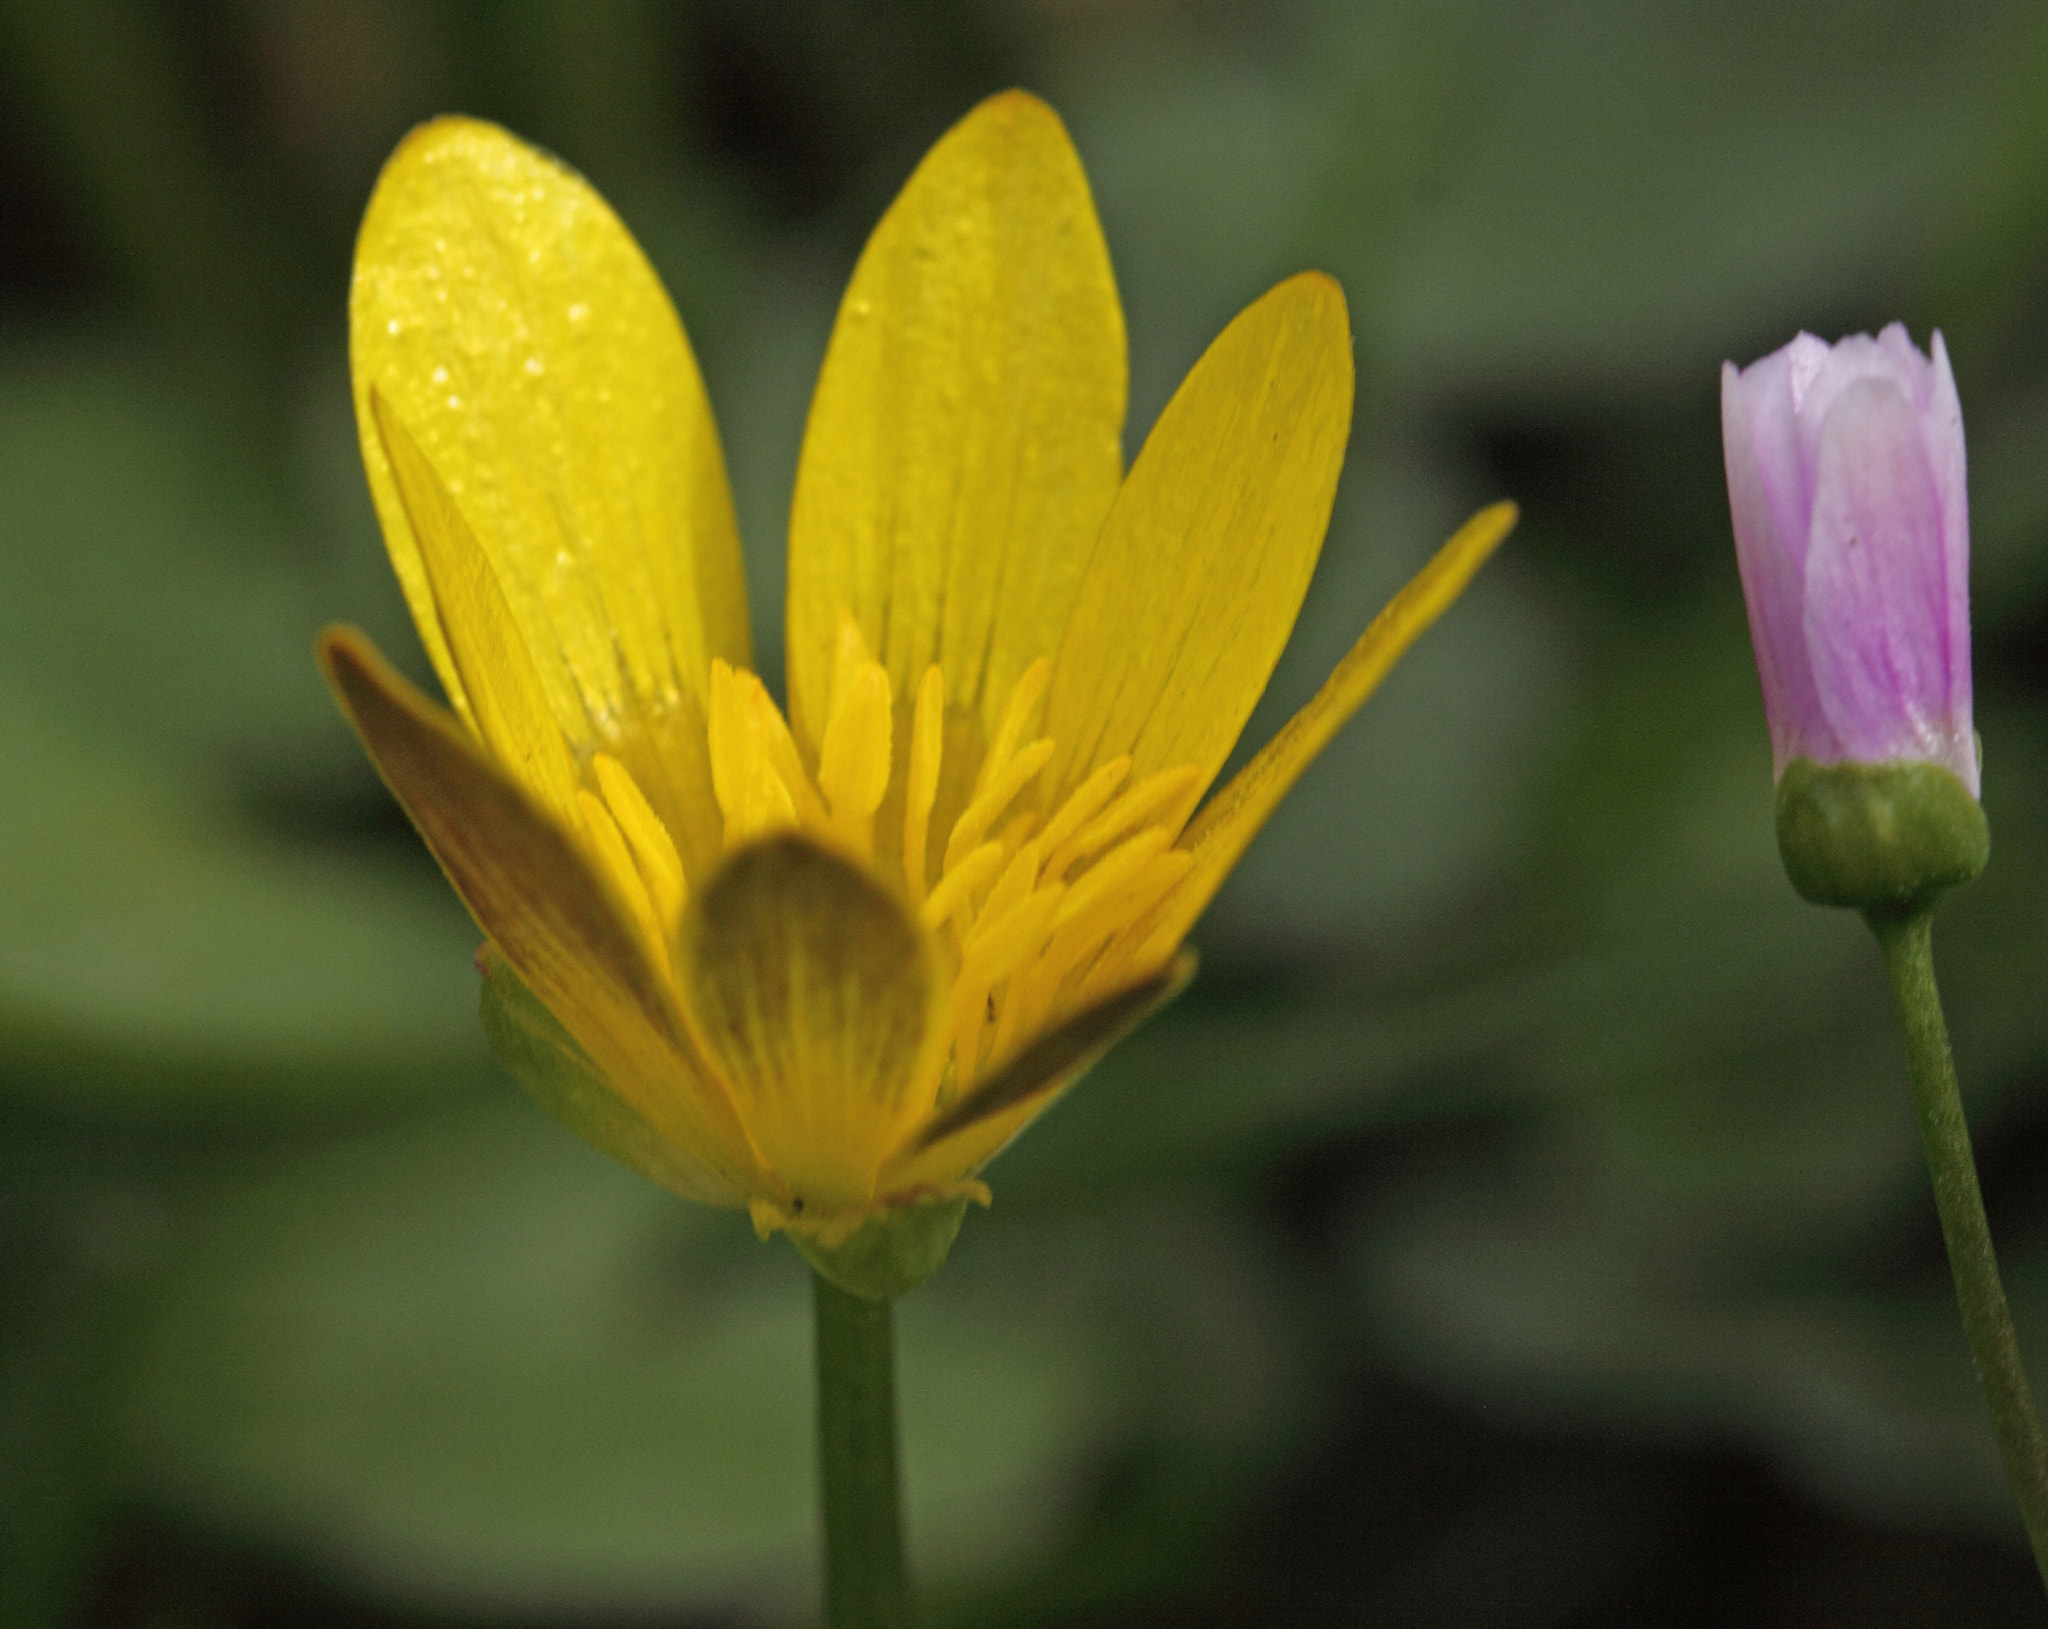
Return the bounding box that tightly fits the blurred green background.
[5,0,2048,1623]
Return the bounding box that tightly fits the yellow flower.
[320,92,1514,1287]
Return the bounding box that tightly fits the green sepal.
[1774,758,1989,911]
[476,945,721,1203]
[788,1194,974,1302]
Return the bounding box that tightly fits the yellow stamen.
[692,612,1206,1175]
[1044,763,1201,880]
[818,658,893,856]
[962,883,1066,989]
[973,656,1049,799]
[1054,824,1173,932]
[977,842,1043,928]
[709,659,802,849]
[1074,850,1197,1002]
[591,753,687,930]
[736,667,829,828]
[921,840,1004,932]
[578,788,670,971]
[1033,754,1129,862]
[952,883,1065,1086]
[828,609,877,741]
[971,886,1066,1063]
[942,736,1055,875]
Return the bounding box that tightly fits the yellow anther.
[591,753,687,930]
[1028,832,1183,1022]
[707,659,750,819]
[696,622,1197,1129]
[1033,755,1130,867]
[830,608,875,717]
[736,751,798,848]
[944,883,1063,1094]
[973,885,1068,1075]
[736,666,828,829]
[952,995,988,1092]
[1055,825,1174,932]
[974,843,1043,936]
[818,658,893,856]
[974,656,1050,800]
[578,788,669,970]
[920,840,1004,932]
[903,665,945,904]
[943,737,1055,875]
[997,808,1040,850]
[1045,763,1201,881]
[709,659,802,849]
[1075,851,1196,1003]
[961,882,1064,992]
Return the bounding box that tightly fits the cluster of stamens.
[568,612,1198,1119]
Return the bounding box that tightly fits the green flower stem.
[1869,906,2048,1586]
[812,1270,912,1629]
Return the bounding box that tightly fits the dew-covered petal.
[351,116,746,877]
[785,90,1125,758]
[676,836,946,1210]
[368,391,581,826]
[1040,273,1352,811]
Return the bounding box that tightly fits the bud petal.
[1721,326,1976,797]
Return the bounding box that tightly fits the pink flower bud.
[1721,325,1976,797]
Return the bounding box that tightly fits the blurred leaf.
[0,687,488,1105]
[1960,382,2048,625]
[114,1095,1307,1620]
[1353,1168,2043,1534]
[0,354,336,765]
[1340,0,2021,397]
[1048,0,2026,407]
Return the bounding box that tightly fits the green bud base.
[794,1194,973,1302]
[1775,758,1988,910]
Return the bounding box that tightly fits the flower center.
[577,611,1199,1125]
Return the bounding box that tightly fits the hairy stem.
[1870,906,2048,1589]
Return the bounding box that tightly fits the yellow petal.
[317,626,764,1194]
[882,951,1195,1192]
[785,90,1125,764]
[368,391,580,827]
[1137,501,1518,955]
[676,836,947,1211]
[350,116,747,877]
[1041,273,1354,810]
